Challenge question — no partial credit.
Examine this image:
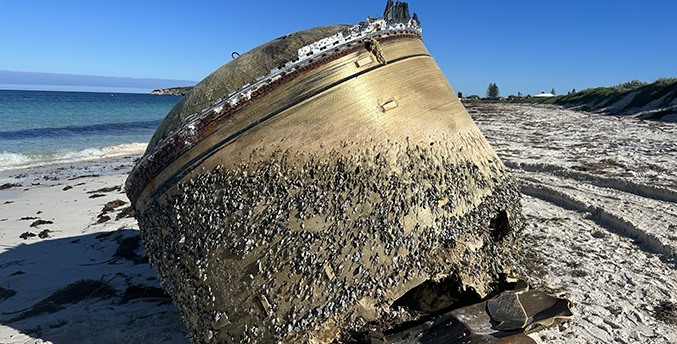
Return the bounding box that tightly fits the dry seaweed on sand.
[7,278,117,322]
[119,284,171,304]
[19,232,36,239]
[94,214,111,224]
[0,183,22,190]
[0,286,17,301]
[29,219,53,227]
[113,235,148,264]
[115,206,135,220]
[87,185,122,194]
[654,300,677,325]
[101,199,127,213]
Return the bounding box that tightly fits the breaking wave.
[0,142,147,171]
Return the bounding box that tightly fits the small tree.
[551,88,556,95]
[457,91,463,99]
[572,88,576,93]
[518,91,522,97]
[486,83,499,98]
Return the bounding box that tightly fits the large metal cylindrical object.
[127,16,524,344]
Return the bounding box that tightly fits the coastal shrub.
[612,79,647,91]
[554,87,617,108]
[624,78,677,110]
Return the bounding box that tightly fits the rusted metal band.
[127,34,424,206]
[139,52,431,206]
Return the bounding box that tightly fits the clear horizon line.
[0,69,196,83]
[0,69,196,92]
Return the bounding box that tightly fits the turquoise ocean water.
[0,89,180,170]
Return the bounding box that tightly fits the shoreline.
[0,151,189,343]
[0,142,148,176]
[0,104,676,342]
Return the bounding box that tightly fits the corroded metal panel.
[127,8,525,344]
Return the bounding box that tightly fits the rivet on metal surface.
[381,99,398,112]
[355,56,374,68]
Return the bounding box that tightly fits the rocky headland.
[150,86,193,96]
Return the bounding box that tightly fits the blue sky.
[1,0,675,95]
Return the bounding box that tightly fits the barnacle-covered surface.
[127,3,526,343]
[136,143,523,343]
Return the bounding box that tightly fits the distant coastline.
[150,86,193,96]
[0,70,196,94]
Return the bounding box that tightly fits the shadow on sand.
[0,229,189,343]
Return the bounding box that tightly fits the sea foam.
[0,143,147,171]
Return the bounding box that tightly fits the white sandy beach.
[0,103,676,343]
[0,150,189,344]
[467,103,677,343]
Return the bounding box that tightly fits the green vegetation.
[623,77,677,110]
[547,86,619,108]
[487,83,499,98]
[479,78,677,119]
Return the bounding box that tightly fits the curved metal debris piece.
[126,2,528,343]
[386,283,573,344]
